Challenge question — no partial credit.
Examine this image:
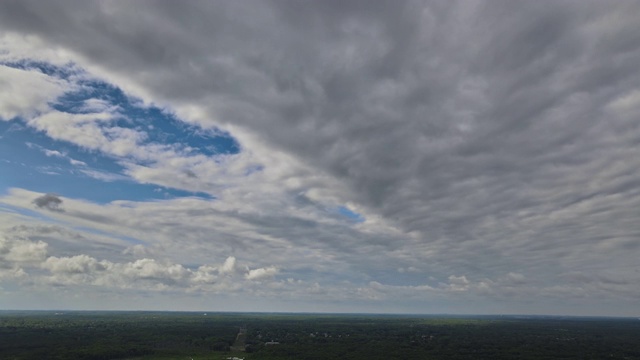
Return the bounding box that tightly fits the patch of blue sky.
[1,118,117,170]
[3,61,241,157]
[1,120,127,192]
[53,76,240,157]
[1,61,237,203]
[0,153,212,204]
[336,206,365,223]
[2,130,213,204]
[1,59,81,80]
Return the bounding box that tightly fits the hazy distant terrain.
[1,311,639,359]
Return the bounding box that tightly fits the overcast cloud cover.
[1,0,639,316]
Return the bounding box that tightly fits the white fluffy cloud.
[0,65,69,120]
[219,256,237,275]
[2,227,282,294]
[0,232,48,264]
[246,266,278,281]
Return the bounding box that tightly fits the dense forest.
[1,311,639,359]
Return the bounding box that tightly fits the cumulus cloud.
[0,217,285,295]
[0,267,27,281]
[41,255,281,291]
[0,65,69,120]
[246,266,278,281]
[446,275,470,292]
[0,224,282,293]
[0,233,48,264]
[219,256,237,274]
[42,255,190,288]
[43,254,106,274]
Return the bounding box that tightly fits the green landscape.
[1,311,639,359]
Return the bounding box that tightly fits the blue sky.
[1,61,236,203]
[1,1,640,316]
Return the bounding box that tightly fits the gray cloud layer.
[1,0,640,315]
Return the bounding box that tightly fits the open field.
[1,311,639,359]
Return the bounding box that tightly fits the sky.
[0,1,639,317]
